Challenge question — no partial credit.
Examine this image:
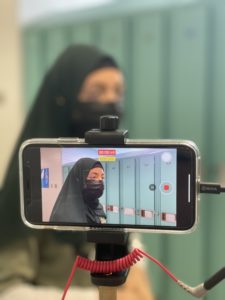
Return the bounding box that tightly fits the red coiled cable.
[61,248,178,300]
[77,248,142,273]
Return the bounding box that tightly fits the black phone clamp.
[85,114,128,145]
[84,115,129,299]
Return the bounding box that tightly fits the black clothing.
[0,44,121,290]
[50,158,106,223]
[0,45,119,239]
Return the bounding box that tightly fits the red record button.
[164,184,170,191]
[160,182,172,193]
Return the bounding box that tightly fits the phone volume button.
[57,137,80,143]
[24,166,31,204]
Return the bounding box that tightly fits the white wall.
[0,0,24,187]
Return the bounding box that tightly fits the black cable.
[200,182,225,194]
[220,186,225,193]
[177,266,225,298]
[204,267,225,290]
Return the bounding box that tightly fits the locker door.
[62,166,69,183]
[208,5,225,300]
[153,154,162,226]
[99,162,106,212]
[137,155,155,225]
[98,18,128,70]
[44,27,71,69]
[120,158,136,225]
[105,161,120,224]
[159,151,177,227]
[62,163,74,182]
[70,23,96,45]
[212,3,225,166]
[164,9,207,298]
[168,7,207,152]
[131,13,164,138]
[97,18,130,129]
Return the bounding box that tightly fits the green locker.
[211,3,225,165]
[97,18,128,70]
[163,7,207,300]
[131,13,164,138]
[70,23,96,46]
[159,150,177,227]
[205,4,225,300]
[44,27,71,69]
[136,155,155,226]
[168,6,207,153]
[96,18,130,128]
[105,161,120,224]
[119,157,136,225]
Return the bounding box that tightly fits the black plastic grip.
[84,115,128,145]
[204,267,225,290]
[200,183,221,194]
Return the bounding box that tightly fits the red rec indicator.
[164,184,170,191]
[98,149,116,156]
[160,182,172,193]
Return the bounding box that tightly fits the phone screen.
[21,142,198,231]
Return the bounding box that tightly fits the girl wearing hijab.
[0,45,154,300]
[0,44,124,292]
[50,158,106,224]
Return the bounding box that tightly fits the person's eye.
[115,85,125,99]
[88,175,98,180]
[86,86,105,100]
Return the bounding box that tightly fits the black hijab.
[50,158,106,224]
[20,44,122,138]
[0,45,120,242]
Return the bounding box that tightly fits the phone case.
[19,138,201,234]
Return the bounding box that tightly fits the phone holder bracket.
[84,115,129,287]
[86,230,129,286]
[85,115,128,145]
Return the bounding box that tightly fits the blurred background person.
[0,44,154,300]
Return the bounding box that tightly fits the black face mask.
[83,180,104,207]
[71,102,123,136]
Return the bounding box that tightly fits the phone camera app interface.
[40,147,177,227]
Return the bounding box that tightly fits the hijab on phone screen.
[50,158,106,224]
[0,44,123,239]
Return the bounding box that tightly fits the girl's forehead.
[89,167,104,174]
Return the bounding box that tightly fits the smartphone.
[19,138,200,233]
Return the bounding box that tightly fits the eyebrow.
[88,83,105,91]
[89,171,104,176]
[90,172,99,176]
